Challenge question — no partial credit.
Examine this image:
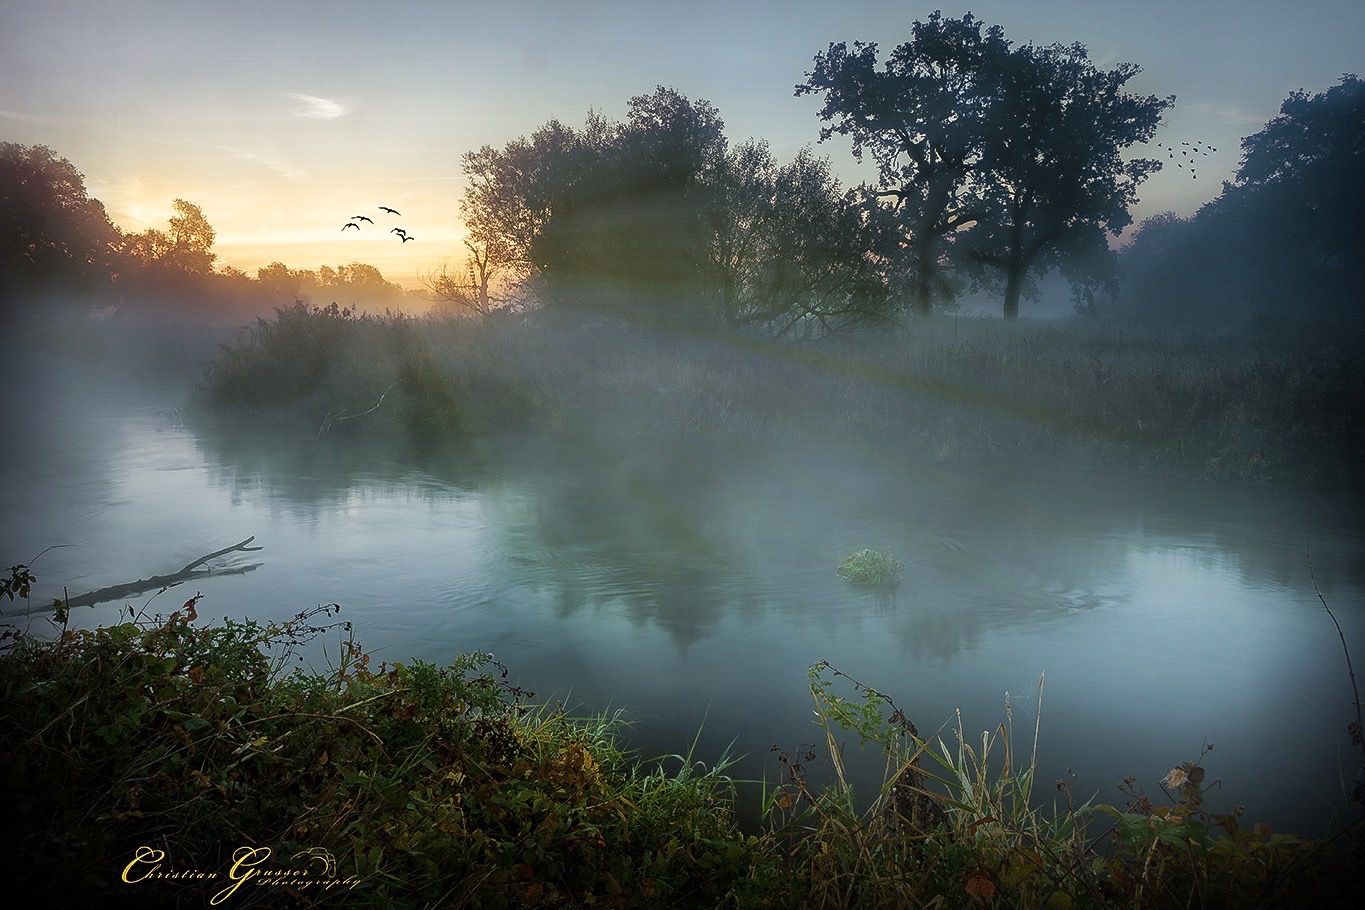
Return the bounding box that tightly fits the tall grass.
[195,302,542,439]
[193,306,1362,489]
[765,660,1362,908]
[1,555,1359,907]
[0,588,760,907]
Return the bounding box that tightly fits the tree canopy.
[461,86,895,335]
[1226,74,1363,293]
[798,12,1169,318]
[960,40,1167,317]
[0,142,122,308]
[798,13,1007,317]
[1119,75,1363,332]
[122,199,217,275]
[706,142,898,336]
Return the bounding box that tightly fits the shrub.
[0,588,758,908]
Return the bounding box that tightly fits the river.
[3,341,1362,836]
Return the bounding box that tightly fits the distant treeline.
[3,12,1361,336]
[449,16,1360,334]
[1118,75,1363,333]
[0,146,422,323]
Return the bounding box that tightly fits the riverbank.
[188,305,1364,491]
[2,581,1358,908]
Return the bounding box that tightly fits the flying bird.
[379,206,401,215]
[342,222,360,230]
[351,215,374,223]
[1158,137,1218,177]
[390,227,407,236]
[400,234,414,242]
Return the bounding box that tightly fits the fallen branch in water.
[319,384,394,437]
[36,537,264,613]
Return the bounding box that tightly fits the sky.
[2,0,1362,290]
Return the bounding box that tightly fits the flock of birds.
[336,140,1214,241]
[342,206,413,242]
[1156,140,1217,180]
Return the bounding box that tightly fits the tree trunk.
[911,241,936,317]
[1003,263,1024,319]
[1002,216,1027,319]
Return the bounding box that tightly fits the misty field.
[192,303,1364,491]
[4,302,1362,907]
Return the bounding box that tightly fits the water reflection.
[195,426,494,506]
[2,397,1361,836]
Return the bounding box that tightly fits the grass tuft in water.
[837,548,904,587]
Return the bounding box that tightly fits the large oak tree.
[798,13,1169,318]
[961,41,1169,318]
[797,13,1008,317]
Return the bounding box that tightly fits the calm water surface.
[4,366,1362,835]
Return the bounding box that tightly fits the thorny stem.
[1307,537,1365,799]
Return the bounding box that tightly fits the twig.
[318,384,394,437]
[1307,537,1364,801]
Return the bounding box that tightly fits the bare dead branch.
[318,385,394,437]
[30,537,264,613]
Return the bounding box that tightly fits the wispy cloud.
[286,93,347,120]
[222,145,308,181]
[0,109,70,125]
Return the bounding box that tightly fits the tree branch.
[318,385,394,437]
[28,537,264,613]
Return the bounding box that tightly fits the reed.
[194,306,1362,489]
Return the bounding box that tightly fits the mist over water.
[3,327,1361,837]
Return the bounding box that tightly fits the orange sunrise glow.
[6,0,1359,310]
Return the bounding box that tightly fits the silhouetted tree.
[0,142,121,309]
[1226,74,1363,312]
[424,240,508,320]
[707,142,900,336]
[800,14,1169,319]
[122,198,217,274]
[462,118,587,285]
[960,41,1168,318]
[528,87,728,321]
[797,13,1009,316]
